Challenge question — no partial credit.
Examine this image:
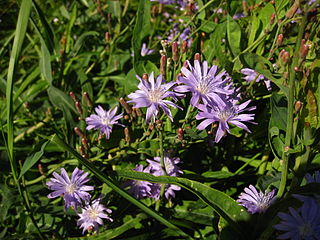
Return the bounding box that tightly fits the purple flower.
[233,13,245,20]
[305,171,320,183]
[141,43,155,57]
[127,72,181,123]
[176,60,234,108]
[146,154,183,199]
[77,199,113,234]
[124,164,153,199]
[151,0,176,4]
[196,99,256,142]
[241,68,272,91]
[167,23,192,47]
[86,106,123,139]
[237,185,276,214]
[46,168,94,210]
[273,198,320,239]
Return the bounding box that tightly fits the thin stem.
[277,10,307,198]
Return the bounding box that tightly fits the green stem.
[277,11,307,198]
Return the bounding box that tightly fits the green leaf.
[227,15,241,57]
[116,170,250,237]
[132,0,151,73]
[47,86,77,114]
[19,141,49,179]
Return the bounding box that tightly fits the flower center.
[218,109,233,121]
[149,88,164,103]
[88,209,98,220]
[165,159,174,175]
[299,223,313,237]
[65,183,76,194]
[101,118,110,126]
[196,75,212,94]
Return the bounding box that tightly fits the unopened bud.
[38,164,45,175]
[181,41,188,54]
[183,60,189,68]
[82,137,88,150]
[300,40,309,59]
[152,5,158,17]
[69,92,77,102]
[149,123,155,131]
[75,101,83,115]
[276,34,283,46]
[105,32,111,42]
[270,13,276,25]
[124,115,129,120]
[142,73,148,80]
[294,66,300,72]
[172,42,178,62]
[124,128,130,143]
[79,145,86,156]
[279,49,290,64]
[201,32,205,52]
[74,127,85,138]
[161,40,168,49]
[294,101,303,113]
[177,128,184,141]
[119,97,132,114]
[160,55,167,76]
[83,92,93,107]
[194,53,200,61]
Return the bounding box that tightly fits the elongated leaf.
[132,0,151,74]
[49,134,192,239]
[47,86,77,113]
[227,15,241,57]
[19,141,49,179]
[116,170,250,236]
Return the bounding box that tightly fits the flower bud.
[142,73,148,80]
[194,53,200,61]
[74,127,85,138]
[124,127,131,143]
[160,55,167,76]
[294,101,303,113]
[172,42,178,62]
[82,137,88,150]
[119,97,132,114]
[181,40,188,54]
[75,101,83,115]
[177,128,184,141]
[270,13,276,25]
[38,164,45,175]
[83,92,93,107]
[276,34,283,46]
[105,32,111,42]
[69,91,77,102]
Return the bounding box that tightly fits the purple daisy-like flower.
[127,72,181,123]
[273,197,320,239]
[168,23,192,47]
[146,154,183,199]
[196,99,256,142]
[141,43,155,57]
[86,106,123,139]
[46,168,94,210]
[305,170,320,183]
[237,185,276,214]
[77,199,113,234]
[241,68,272,91]
[124,164,153,199]
[176,60,234,108]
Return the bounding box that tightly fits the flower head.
[77,199,113,234]
[141,43,155,57]
[196,99,256,142]
[237,185,276,214]
[167,23,192,47]
[86,106,123,139]
[146,154,183,199]
[176,60,234,107]
[46,168,94,210]
[127,72,180,123]
[274,197,320,239]
[305,170,320,184]
[241,68,272,91]
[124,164,153,199]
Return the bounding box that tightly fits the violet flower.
[141,43,155,57]
[86,106,123,139]
[146,154,183,199]
[127,72,181,123]
[196,99,256,142]
[273,197,320,239]
[46,168,94,210]
[241,68,272,91]
[77,199,113,234]
[237,185,276,214]
[305,170,320,183]
[150,0,176,4]
[124,164,153,199]
[176,60,234,108]
[168,23,192,47]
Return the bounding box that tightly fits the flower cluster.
[241,68,272,91]
[126,154,183,200]
[237,185,276,214]
[177,60,256,142]
[47,168,113,234]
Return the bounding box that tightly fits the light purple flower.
[151,0,176,4]
[233,13,245,20]
[86,106,123,139]
[176,60,234,108]
[127,72,181,123]
[167,23,192,47]
[241,68,272,91]
[273,197,320,239]
[237,185,276,214]
[196,99,256,142]
[124,164,153,199]
[77,199,113,234]
[141,43,155,57]
[305,171,320,183]
[146,154,183,199]
[46,168,94,210]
